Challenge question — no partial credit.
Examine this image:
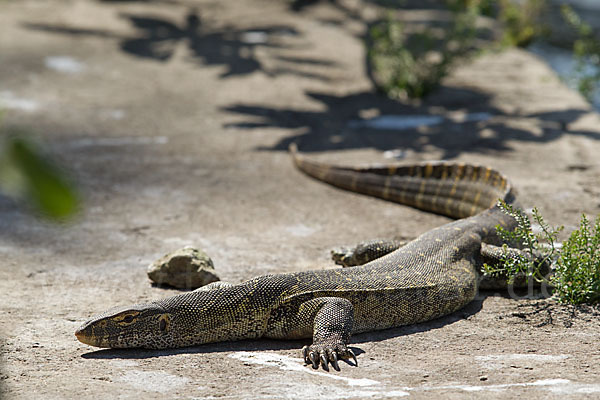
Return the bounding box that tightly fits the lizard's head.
[76,282,271,349]
[75,303,174,349]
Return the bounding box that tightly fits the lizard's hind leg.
[478,243,553,290]
[331,239,407,267]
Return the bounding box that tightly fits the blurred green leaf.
[0,134,79,220]
[562,4,600,103]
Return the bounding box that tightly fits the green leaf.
[0,135,79,220]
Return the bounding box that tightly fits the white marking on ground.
[197,376,600,399]
[110,360,138,368]
[383,149,406,160]
[348,112,491,131]
[100,109,126,120]
[475,353,569,369]
[44,56,85,74]
[240,31,268,44]
[229,352,379,387]
[0,91,39,112]
[348,115,443,130]
[200,384,408,400]
[162,237,197,248]
[65,136,168,148]
[448,111,492,123]
[229,352,599,397]
[285,223,317,237]
[419,379,600,394]
[551,190,575,201]
[476,354,569,362]
[115,370,189,394]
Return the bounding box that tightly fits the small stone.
[147,247,219,289]
[479,375,488,381]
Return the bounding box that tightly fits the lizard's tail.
[289,144,516,219]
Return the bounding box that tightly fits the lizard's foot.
[298,296,355,371]
[331,239,406,267]
[302,343,357,371]
[331,246,355,267]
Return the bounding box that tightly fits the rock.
[147,247,219,289]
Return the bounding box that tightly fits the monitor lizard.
[75,144,524,371]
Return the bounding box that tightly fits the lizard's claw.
[302,344,357,371]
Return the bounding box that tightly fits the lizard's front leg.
[300,297,357,371]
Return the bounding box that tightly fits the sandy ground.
[2,0,600,399]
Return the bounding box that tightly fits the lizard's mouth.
[75,325,108,348]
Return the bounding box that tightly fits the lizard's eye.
[123,315,135,323]
[158,315,170,332]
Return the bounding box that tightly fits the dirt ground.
[2,0,600,399]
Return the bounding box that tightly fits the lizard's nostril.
[75,327,85,340]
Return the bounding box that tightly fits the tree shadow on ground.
[99,0,181,4]
[290,0,467,13]
[100,0,179,3]
[24,9,336,79]
[277,0,595,159]
[223,87,600,159]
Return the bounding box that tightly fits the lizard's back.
[261,147,519,338]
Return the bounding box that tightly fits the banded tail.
[289,144,515,219]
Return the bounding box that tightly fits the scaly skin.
[76,145,519,371]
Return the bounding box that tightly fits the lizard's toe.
[302,343,357,371]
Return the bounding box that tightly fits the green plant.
[366,0,551,99]
[497,0,546,47]
[0,124,79,220]
[561,4,600,102]
[446,0,494,16]
[484,201,600,305]
[482,201,561,285]
[448,0,547,47]
[367,5,479,99]
[552,214,600,304]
